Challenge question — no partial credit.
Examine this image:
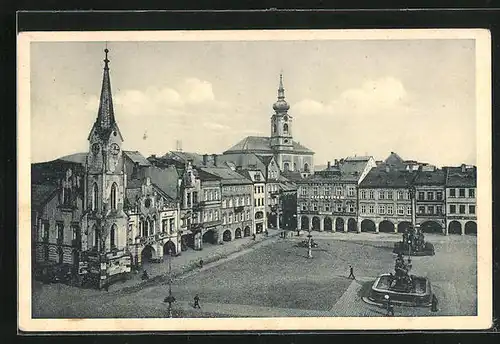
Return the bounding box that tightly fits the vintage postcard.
[18,29,492,332]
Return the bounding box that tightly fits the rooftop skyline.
[30,39,476,167]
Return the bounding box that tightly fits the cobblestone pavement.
[32,232,476,319]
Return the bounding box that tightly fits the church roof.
[32,184,59,209]
[224,136,313,154]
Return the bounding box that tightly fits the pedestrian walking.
[193,294,201,309]
[252,233,256,241]
[386,298,394,316]
[431,294,439,312]
[348,265,355,279]
[199,259,204,269]
[141,269,149,280]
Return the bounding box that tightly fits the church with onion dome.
[223,74,315,178]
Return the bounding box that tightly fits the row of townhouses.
[30,49,476,290]
[297,152,477,236]
[30,50,304,289]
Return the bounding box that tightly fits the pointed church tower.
[270,73,293,151]
[83,48,130,289]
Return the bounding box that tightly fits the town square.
[25,35,481,322]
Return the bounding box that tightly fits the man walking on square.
[348,265,355,280]
[193,294,201,309]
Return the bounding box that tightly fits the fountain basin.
[368,273,432,307]
[393,242,435,256]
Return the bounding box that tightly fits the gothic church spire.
[97,48,115,131]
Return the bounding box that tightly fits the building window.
[222,213,227,224]
[386,191,393,200]
[92,183,98,211]
[246,210,250,220]
[240,213,244,221]
[360,190,367,199]
[169,218,175,233]
[436,205,442,215]
[193,191,198,204]
[387,205,394,215]
[301,187,306,196]
[449,205,456,214]
[407,206,411,216]
[186,193,191,207]
[459,205,466,214]
[324,204,330,212]
[203,211,208,222]
[397,206,404,215]
[379,205,385,214]
[283,162,290,172]
[427,192,434,200]
[302,205,307,211]
[324,187,331,196]
[427,206,434,214]
[162,219,168,233]
[369,205,374,214]
[283,123,289,133]
[418,206,425,214]
[93,225,99,249]
[469,189,475,198]
[222,199,227,208]
[469,205,476,214]
[418,192,425,200]
[348,187,355,197]
[313,203,318,211]
[397,191,404,200]
[228,213,233,223]
[336,187,343,196]
[369,190,374,199]
[349,204,355,213]
[56,222,64,244]
[459,189,465,197]
[361,205,366,213]
[436,191,443,200]
[379,191,385,200]
[336,203,342,212]
[449,189,456,197]
[110,183,117,210]
[313,187,318,196]
[228,199,233,207]
[110,224,117,249]
[72,224,79,241]
[304,163,309,172]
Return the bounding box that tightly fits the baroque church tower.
[82,48,128,264]
[270,73,293,151]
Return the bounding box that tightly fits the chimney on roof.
[334,159,338,166]
[212,154,218,167]
[327,161,331,169]
[151,154,156,159]
[203,154,208,166]
[461,163,466,172]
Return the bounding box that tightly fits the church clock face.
[91,143,100,155]
[110,143,120,155]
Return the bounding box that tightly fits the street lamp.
[163,248,176,318]
[307,228,313,259]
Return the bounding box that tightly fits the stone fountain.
[368,252,432,306]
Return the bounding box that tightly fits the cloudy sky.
[30,39,476,166]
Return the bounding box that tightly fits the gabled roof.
[281,170,303,182]
[445,166,477,187]
[413,169,446,186]
[200,167,252,185]
[141,165,180,200]
[359,165,417,188]
[124,151,151,166]
[163,151,205,166]
[215,153,267,175]
[385,151,405,167]
[255,154,274,166]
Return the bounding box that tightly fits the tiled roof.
[255,154,274,166]
[345,156,372,161]
[281,170,304,182]
[445,166,477,187]
[124,151,151,166]
[215,153,267,175]
[31,184,59,209]
[142,166,180,200]
[224,136,313,154]
[31,160,84,185]
[385,152,405,166]
[413,169,446,186]
[124,187,142,208]
[200,167,252,185]
[163,151,205,166]
[359,166,417,188]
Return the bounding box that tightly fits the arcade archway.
[347,218,357,232]
[397,221,412,233]
[235,228,242,239]
[223,230,232,242]
[163,241,176,256]
[420,221,443,234]
[312,217,321,231]
[141,245,156,263]
[361,219,376,232]
[379,220,395,233]
[335,218,345,232]
[464,221,477,235]
[324,217,333,231]
[244,226,251,237]
[448,221,462,235]
[202,230,217,245]
[301,216,310,230]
